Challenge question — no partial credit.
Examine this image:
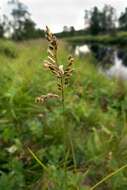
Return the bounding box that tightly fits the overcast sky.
[0,0,127,32]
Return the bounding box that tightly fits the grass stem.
[90,164,127,190]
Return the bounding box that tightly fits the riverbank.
[67,31,127,45]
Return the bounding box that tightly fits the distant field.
[1,39,127,190]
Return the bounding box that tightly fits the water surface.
[74,43,127,80]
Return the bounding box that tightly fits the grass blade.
[28,147,49,173]
[90,164,127,190]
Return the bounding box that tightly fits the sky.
[0,0,127,32]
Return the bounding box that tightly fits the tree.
[8,0,44,40]
[22,18,36,39]
[0,22,4,38]
[85,5,117,35]
[8,0,31,40]
[0,8,4,38]
[84,10,89,28]
[69,26,75,36]
[102,5,117,33]
[2,14,12,38]
[90,6,101,35]
[63,26,69,32]
[119,8,127,30]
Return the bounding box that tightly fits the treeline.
[84,5,127,35]
[57,5,127,37]
[0,0,45,41]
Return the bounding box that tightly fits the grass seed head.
[36,93,59,104]
[36,27,75,105]
[43,27,74,84]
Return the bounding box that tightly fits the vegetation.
[119,8,127,30]
[0,39,18,58]
[84,5,127,36]
[67,31,127,45]
[0,27,127,189]
[57,5,127,40]
[84,5,117,35]
[0,0,44,40]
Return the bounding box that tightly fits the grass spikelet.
[36,26,75,104]
[35,93,59,104]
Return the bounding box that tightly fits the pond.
[73,43,127,80]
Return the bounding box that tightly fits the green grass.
[0,39,127,190]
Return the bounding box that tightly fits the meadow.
[1,35,127,190]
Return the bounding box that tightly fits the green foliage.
[68,31,127,45]
[0,24,4,38]
[0,40,18,58]
[0,39,127,189]
[119,8,127,30]
[84,5,116,35]
[8,0,45,41]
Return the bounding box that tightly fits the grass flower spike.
[36,26,74,105]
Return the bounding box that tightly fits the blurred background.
[1,1,127,190]
[0,0,127,39]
